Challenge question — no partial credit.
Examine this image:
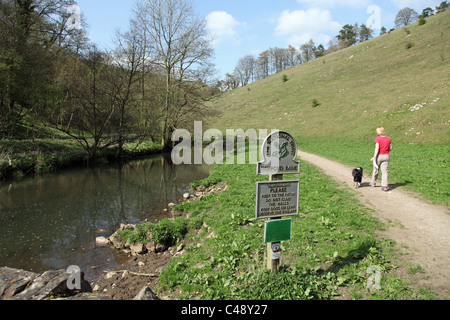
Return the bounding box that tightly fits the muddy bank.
[89,182,228,300]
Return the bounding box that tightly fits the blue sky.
[75,0,443,79]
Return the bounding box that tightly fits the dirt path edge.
[297,150,450,298]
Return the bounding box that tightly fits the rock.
[168,203,176,208]
[6,268,92,300]
[53,292,112,300]
[0,267,39,300]
[108,232,124,249]
[183,193,190,199]
[118,224,136,231]
[176,243,184,252]
[95,236,110,246]
[138,261,145,267]
[155,242,168,253]
[133,286,160,300]
[130,243,147,255]
[173,249,185,257]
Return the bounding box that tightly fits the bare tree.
[51,46,118,161]
[0,0,87,137]
[256,50,270,80]
[108,29,148,156]
[300,39,316,63]
[395,7,419,28]
[133,0,214,148]
[234,55,256,86]
[286,45,301,67]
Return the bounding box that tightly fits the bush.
[312,99,321,108]
[406,42,414,49]
[118,218,189,246]
[282,74,288,83]
[419,17,426,26]
[151,217,188,246]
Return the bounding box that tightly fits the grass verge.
[153,146,438,300]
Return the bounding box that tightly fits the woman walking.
[370,127,392,191]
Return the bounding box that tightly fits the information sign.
[256,180,299,219]
[257,131,300,175]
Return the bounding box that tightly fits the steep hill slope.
[207,11,449,145]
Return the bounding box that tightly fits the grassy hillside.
[207,11,449,205]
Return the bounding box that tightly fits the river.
[0,153,210,281]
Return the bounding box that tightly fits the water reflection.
[0,153,210,279]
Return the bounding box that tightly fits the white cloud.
[206,11,241,46]
[390,0,441,9]
[297,0,371,8]
[275,9,341,47]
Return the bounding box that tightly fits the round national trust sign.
[257,131,300,175]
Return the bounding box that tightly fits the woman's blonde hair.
[376,127,385,136]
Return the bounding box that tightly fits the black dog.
[352,167,363,189]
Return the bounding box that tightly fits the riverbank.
[90,147,442,300]
[0,137,164,181]
[91,182,228,300]
[2,143,445,300]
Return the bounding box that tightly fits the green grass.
[206,11,450,205]
[300,138,449,206]
[155,145,438,300]
[118,217,189,246]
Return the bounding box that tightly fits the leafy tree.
[436,1,449,13]
[422,7,434,17]
[395,7,419,28]
[336,24,357,48]
[313,44,325,58]
[359,24,374,42]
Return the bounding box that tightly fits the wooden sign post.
[256,131,300,274]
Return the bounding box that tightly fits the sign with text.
[257,131,300,175]
[264,220,292,243]
[256,180,299,219]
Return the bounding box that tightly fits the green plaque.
[264,219,292,243]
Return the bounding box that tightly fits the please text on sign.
[256,180,299,219]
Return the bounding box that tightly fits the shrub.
[118,228,147,245]
[312,99,321,108]
[282,74,288,83]
[118,218,189,246]
[406,42,414,49]
[418,17,426,26]
[151,217,188,245]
